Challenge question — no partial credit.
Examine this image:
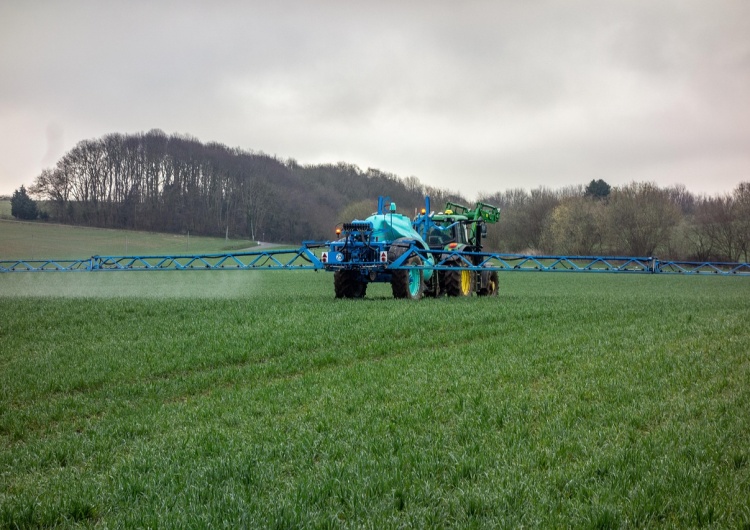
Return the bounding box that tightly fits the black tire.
[444,266,473,297]
[388,238,425,300]
[334,270,367,298]
[478,269,499,296]
[390,255,424,299]
[424,272,440,297]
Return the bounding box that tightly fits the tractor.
[321,196,500,299]
[416,199,500,298]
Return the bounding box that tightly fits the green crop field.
[2,265,749,528]
[0,219,257,259]
[0,199,11,219]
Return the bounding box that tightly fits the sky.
[1,0,749,199]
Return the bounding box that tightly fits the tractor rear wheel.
[334,270,367,298]
[478,270,499,296]
[444,267,473,297]
[391,255,423,300]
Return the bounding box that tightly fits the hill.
[27,130,464,243]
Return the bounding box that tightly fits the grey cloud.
[1,0,749,197]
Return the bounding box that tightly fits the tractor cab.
[422,201,500,251]
[426,212,470,249]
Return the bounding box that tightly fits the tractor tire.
[478,269,499,296]
[334,270,367,298]
[424,272,440,297]
[390,255,424,300]
[444,266,473,297]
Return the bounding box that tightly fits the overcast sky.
[1,0,749,199]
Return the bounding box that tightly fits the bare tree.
[665,183,696,215]
[606,182,680,256]
[479,188,559,253]
[734,182,750,261]
[543,197,605,255]
[692,196,741,261]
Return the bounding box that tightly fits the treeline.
[28,130,749,261]
[479,180,750,261]
[29,130,451,242]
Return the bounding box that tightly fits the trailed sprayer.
[321,196,500,299]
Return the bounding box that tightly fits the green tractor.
[416,200,501,297]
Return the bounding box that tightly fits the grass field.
[0,199,11,219]
[2,264,749,528]
[0,219,257,259]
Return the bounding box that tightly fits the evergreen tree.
[584,179,611,199]
[11,185,38,220]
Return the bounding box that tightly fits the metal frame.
[2,244,749,275]
[400,248,750,275]
[0,247,324,273]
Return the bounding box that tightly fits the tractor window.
[426,226,452,247]
[426,222,469,247]
[455,224,469,244]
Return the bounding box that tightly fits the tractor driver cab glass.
[426,225,452,247]
[426,222,469,247]
[456,224,469,244]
